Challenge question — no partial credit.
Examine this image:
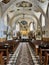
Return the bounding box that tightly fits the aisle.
[16,42,33,65]
[7,42,40,65]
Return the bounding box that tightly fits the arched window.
[30,22,34,31]
[42,15,45,27]
[16,23,20,32]
[13,23,20,37]
[4,15,7,26]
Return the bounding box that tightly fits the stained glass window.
[21,21,27,25]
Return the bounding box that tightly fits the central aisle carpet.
[16,42,34,65]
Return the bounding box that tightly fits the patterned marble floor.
[16,42,33,65]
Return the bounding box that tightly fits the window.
[16,24,20,32]
[30,23,34,31]
[42,15,45,27]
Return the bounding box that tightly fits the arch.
[2,0,48,22]
[13,17,36,29]
[2,0,33,16]
[29,22,34,27]
[9,12,42,35]
[5,11,42,38]
[10,16,36,31]
[12,15,37,26]
[29,22,35,31]
[37,5,48,21]
[8,13,40,27]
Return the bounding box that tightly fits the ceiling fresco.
[16,1,32,7]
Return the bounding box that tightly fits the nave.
[0,0,49,65]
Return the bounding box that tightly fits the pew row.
[29,40,49,65]
[0,42,9,64]
[29,40,49,55]
[39,48,49,65]
[45,52,49,65]
[5,40,19,53]
[0,40,19,65]
[0,52,4,65]
[29,40,42,55]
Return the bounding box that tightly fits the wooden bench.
[0,49,9,63]
[0,42,10,64]
[29,40,49,55]
[44,52,49,65]
[0,52,4,65]
[5,40,19,53]
[42,38,49,42]
[0,40,19,65]
[29,40,42,55]
[39,48,49,65]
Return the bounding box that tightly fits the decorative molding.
[2,0,10,4]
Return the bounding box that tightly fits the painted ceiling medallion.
[16,1,32,7]
[2,0,10,4]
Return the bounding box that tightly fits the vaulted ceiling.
[0,0,49,29]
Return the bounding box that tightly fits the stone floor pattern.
[16,43,33,65]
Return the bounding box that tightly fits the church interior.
[0,0,49,65]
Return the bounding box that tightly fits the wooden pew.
[44,52,49,65]
[29,40,42,55]
[29,40,49,56]
[39,48,49,65]
[0,52,4,65]
[0,40,19,64]
[42,37,49,42]
[29,40,49,65]
[0,49,9,63]
[0,42,9,64]
[5,40,19,53]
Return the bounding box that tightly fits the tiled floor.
[16,42,34,65]
[7,42,41,65]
